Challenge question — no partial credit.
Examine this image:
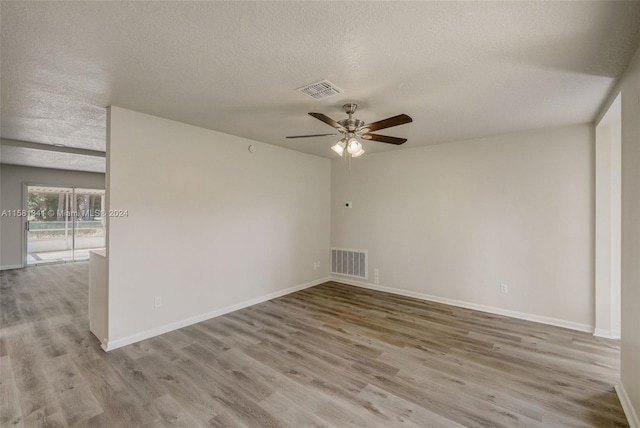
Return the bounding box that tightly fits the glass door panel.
[73,188,106,261]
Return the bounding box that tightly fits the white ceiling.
[1,1,640,169]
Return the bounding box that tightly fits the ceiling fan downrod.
[343,103,357,118]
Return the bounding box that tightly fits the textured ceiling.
[1,1,640,166]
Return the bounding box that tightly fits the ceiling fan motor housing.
[338,118,365,132]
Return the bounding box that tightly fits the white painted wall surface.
[610,120,622,339]
[331,124,594,330]
[595,122,613,336]
[0,164,105,269]
[106,107,330,345]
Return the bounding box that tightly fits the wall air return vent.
[297,79,343,100]
[331,248,367,279]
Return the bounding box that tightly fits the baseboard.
[0,264,23,271]
[593,328,621,340]
[616,382,640,428]
[331,276,594,333]
[103,276,330,351]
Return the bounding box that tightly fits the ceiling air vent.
[297,79,343,100]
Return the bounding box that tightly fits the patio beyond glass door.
[26,186,105,265]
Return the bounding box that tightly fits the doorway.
[25,185,106,265]
[595,92,622,339]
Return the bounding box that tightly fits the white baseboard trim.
[616,382,640,428]
[104,276,330,351]
[593,328,621,340]
[331,276,594,333]
[0,264,23,271]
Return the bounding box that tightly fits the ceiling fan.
[286,103,412,158]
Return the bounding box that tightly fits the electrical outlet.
[314,261,320,270]
[373,268,379,285]
[500,284,508,294]
[154,296,162,308]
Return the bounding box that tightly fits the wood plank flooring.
[0,263,628,427]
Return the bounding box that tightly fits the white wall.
[331,124,594,330]
[0,164,105,269]
[106,107,331,346]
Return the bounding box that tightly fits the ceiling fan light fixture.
[347,138,362,155]
[331,139,346,156]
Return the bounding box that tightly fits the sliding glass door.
[26,185,105,265]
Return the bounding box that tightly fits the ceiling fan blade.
[361,114,412,132]
[361,133,407,145]
[286,133,338,139]
[308,113,345,130]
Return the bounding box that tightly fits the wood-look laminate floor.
[0,263,628,427]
